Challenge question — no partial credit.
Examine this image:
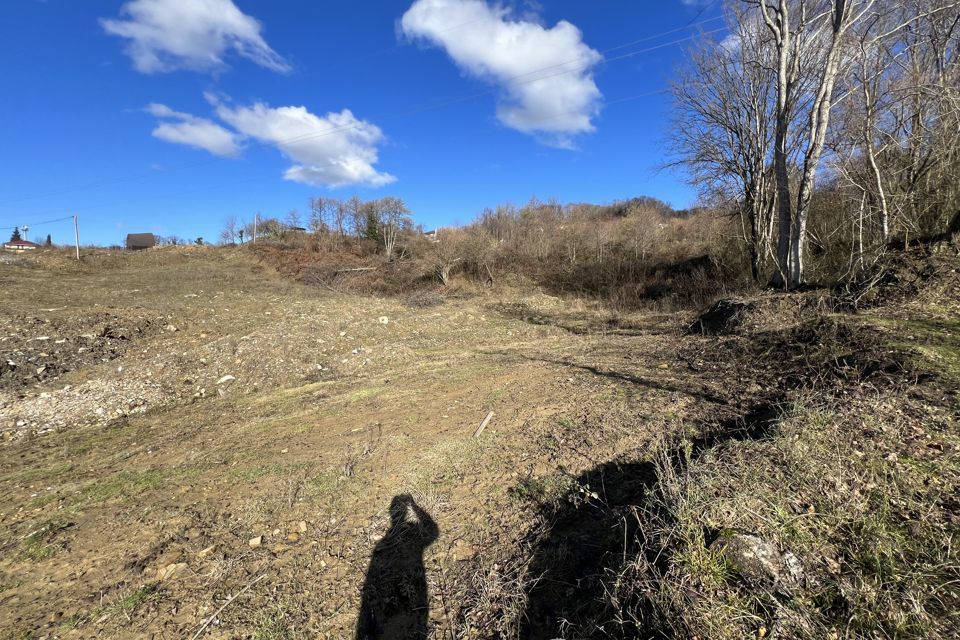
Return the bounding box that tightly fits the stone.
[197,545,216,558]
[248,536,262,548]
[286,532,300,543]
[155,562,188,581]
[298,521,307,533]
[452,541,476,562]
[166,324,178,333]
[216,375,236,385]
[711,533,803,592]
[378,316,389,325]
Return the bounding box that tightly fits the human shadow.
[356,494,439,640]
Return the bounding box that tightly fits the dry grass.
[626,392,959,639]
[2,243,957,639]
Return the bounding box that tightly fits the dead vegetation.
[454,245,960,639]
[0,240,957,639]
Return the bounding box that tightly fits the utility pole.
[73,214,80,261]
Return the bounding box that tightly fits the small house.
[125,233,156,251]
[3,239,39,252]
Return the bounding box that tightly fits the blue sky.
[0,0,723,245]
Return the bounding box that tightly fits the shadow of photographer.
[356,494,439,640]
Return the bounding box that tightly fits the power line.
[225,20,727,150]
[685,0,721,27]
[0,17,727,210]
[0,215,74,231]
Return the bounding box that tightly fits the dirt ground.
[0,247,706,639]
[1,246,956,639]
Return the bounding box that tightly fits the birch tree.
[379,197,413,261]
[748,0,875,287]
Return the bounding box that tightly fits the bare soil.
[0,246,956,639]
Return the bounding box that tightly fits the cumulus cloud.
[146,103,242,157]
[102,0,289,74]
[146,98,395,188]
[212,100,396,188]
[400,0,603,148]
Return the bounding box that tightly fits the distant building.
[3,239,39,252]
[423,229,440,242]
[125,233,156,250]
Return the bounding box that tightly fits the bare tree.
[431,228,462,285]
[671,6,779,281]
[747,0,877,287]
[220,215,238,245]
[309,197,331,234]
[332,199,350,236]
[286,210,301,232]
[347,196,366,240]
[375,197,413,260]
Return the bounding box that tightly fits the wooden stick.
[473,411,494,438]
[190,573,266,640]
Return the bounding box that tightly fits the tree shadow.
[507,352,730,406]
[520,461,659,640]
[519,402,783,639]
[488,301,676,337]
[356,494,439,640]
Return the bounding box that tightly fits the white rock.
[216,375,236,385]
[378,316,389,325]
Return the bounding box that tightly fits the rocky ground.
[0,245,957,639]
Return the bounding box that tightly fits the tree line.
[671,0,960,288]
[220,196,414,260]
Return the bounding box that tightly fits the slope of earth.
[3,245,956,640]
[0,247,716,639]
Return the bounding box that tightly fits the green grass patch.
[254,601,303,640]
[70,463,211,507]
[77,469,165,505]
[20,520,72,561]
[507,473,572,505]
[100,585,162,621]
[635,396,960,639]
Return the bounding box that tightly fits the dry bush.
[249,195,753,309]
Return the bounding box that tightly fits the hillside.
[0,244,957,639]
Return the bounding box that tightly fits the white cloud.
[719,33,741,52]
[146,103,242,157]
[400,0,602,148]
[146,98,395,188]
[102,0,289,74]
[213,100,396,188]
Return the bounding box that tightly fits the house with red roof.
[3,239,40,252]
